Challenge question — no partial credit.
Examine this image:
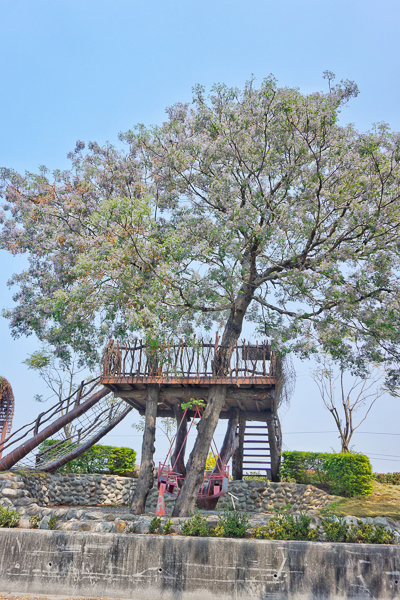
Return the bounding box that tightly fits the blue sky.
[1,0,400,470]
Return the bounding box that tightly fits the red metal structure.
[0,377,14,460]
[157,404,229,500]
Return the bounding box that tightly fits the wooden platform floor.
[102,375,277,418]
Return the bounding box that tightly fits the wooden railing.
[103,339,275,381]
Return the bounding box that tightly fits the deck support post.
[265,411,281,482]
[232,411,246,480]
[130,384,159,514]
[171,404,187,483]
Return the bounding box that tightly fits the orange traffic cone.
[156,485,166,516]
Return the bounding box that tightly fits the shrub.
[323,454,373,497]
[279,451,331,485]
[181,510,210,537]
[163,519,172,535]
[214,509,250,538]
[321,517,396,544]
[280,451,373,497]
[149,517,162,534]
[320,516,348,542]
[0,506,20,528]
[205,452,216,471]
[255,508,318,541]
[29,515,40,529]
[374,472,400,485]
[37,440,136,475]
[48,515,57,530]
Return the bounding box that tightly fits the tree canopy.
[2,73,400,378]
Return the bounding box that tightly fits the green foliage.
[180,398,206,411]
[0,506,20,528]
[126,524,137,533]
[163,519,173,535]
[320,516,348,542]
[374,472,400,485]
[280,451,373,497]
[149,516,162,534]
[321,517,396,544]
[29,515,40,529]
[23,350,51,370]
[37,440,136,475]
[324,454,373,497]
[214,509,250,538]
[255,507,318,541]
[279,451,331,485]
[245,472,268,482]
[181,510,210,537]
[48,515,57,530]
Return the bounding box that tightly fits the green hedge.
[280,451,373,497]
[37,440,136,476]
[374,472,400,485]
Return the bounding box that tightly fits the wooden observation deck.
[102,339,278,420]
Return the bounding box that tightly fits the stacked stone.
[0,472,37,511]
[19,472,137,507]
[217,481,337,513]
[146,480,336,513]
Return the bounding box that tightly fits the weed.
[347,521,396,544]
[48,515,57,530]
[163,519,173,535]
[214,509,250,538]
[126,524,137,533]
[29,515,40,529]
[0,506,20,528]
[181,510,210,537]
[320,516,348,542]
[320,516,396,544]
[255,508,318,541]
[149,516,162,534]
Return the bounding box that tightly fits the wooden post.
[232,412,246,480]
[171,404,187,482]
[265,411,281,482]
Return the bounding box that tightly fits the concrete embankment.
[0,529,399,600]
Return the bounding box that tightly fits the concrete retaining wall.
[0,529,399,600]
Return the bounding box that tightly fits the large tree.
[2,73,400,515]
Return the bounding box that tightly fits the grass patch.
[319,481,400,520]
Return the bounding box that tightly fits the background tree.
[23,348,87,437]
[312,358,386,452]
[2,74,400,514]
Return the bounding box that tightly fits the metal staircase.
[242,423,272,479]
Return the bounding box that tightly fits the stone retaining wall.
[0,471,336,512]
[19,472,137,506]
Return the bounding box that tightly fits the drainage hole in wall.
[158,568,163,573]
[395,580,398,585]
[48,562,52,567]
[273,574,278,579]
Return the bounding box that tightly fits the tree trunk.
[232,412,246,480]
[171,403,187,483]
[171,284,254,517]
[266,412,281,482]
[197,406,239,510]
[130,385,159,514]
[172,384,227,516]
